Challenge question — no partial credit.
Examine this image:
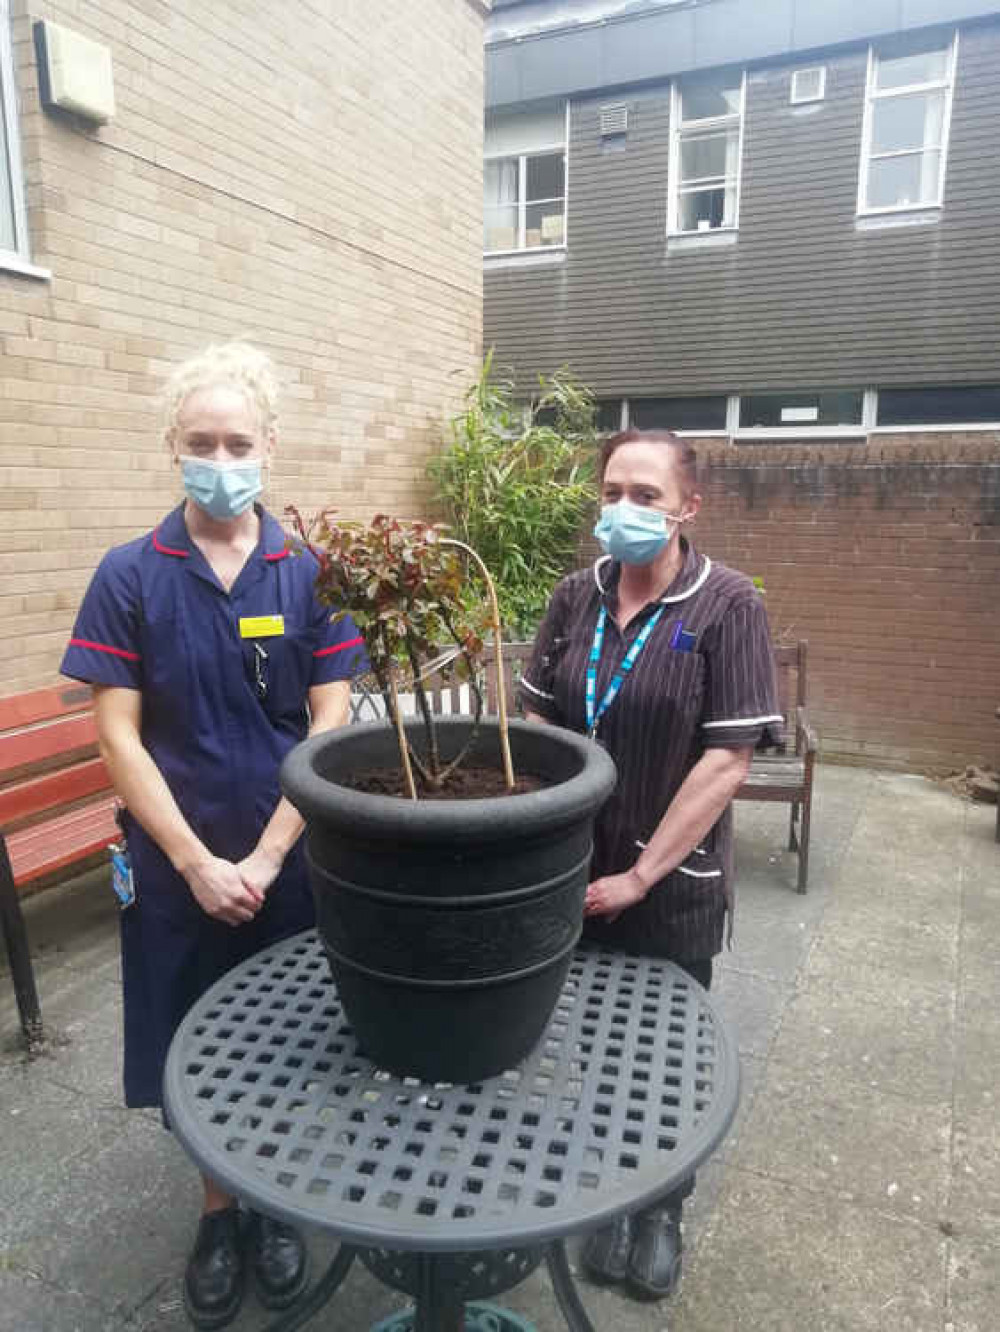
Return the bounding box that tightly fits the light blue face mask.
[593,499,680,565]
[180,456,263,521]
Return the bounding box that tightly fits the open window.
[668,71,745,235]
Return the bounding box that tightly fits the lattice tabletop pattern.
[164,931,739,1253]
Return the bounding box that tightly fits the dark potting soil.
[348,766,547,799]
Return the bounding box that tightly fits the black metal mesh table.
[163,930,739,1332]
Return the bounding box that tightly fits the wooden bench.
[1,684,117,1047]
[734,640,818,894]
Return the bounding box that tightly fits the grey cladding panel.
[695,0,795,67]
[484,22,1000,396]
[790,0,903,51]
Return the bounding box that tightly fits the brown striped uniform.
[519,539,783,962]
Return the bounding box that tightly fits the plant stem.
[388,674,418,801]
[440,538,515,791]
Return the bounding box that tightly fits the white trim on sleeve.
[702,713,784,729]
[520,676,555,701]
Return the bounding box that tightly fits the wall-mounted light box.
[33,20,115,125]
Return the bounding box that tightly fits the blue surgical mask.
[594,499,679,565]
[180,456,263,521]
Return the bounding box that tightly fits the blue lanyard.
[586,603,666,736]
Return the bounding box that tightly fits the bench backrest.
[349,641,536,725]
[0,683,110,830]
[770,641,807,753]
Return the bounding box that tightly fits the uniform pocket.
[246,623,312,726]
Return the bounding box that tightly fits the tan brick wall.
[687,434,1000,774]
[1,0,485,693]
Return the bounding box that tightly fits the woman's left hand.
[238,844,285,898]
[584,869,648,922]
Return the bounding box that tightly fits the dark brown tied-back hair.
[598,428,698,501]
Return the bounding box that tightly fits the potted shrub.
[280,510,616,1083]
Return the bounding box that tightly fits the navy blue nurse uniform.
[61,504,366,1108]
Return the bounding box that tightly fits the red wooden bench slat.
[0,757,111,827]
[0,683,94,731]
[7,797,119,886]
[0,713,99,774]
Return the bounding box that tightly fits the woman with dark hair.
[519,429,781,1303]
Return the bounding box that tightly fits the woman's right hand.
[183,855,264,925]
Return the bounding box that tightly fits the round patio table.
[163,930,739,1332]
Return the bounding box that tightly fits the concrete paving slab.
[767,971,956,1105]
[736,1059,951,1223]
[946,1234,1000,1332]
[0,1066,122,1207]
[4,1111,196,1320]
[671,1171,948,1332]
[1,761,994,1332]
[711,966,787,1058]
[0,1267,121,1332]
[949,1107,1000,1247]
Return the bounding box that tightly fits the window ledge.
[735,428,866,441]
[856,207,941,232]
[0,252,52,281]
[484,247,567,271]
[872,422,1000,434]
[666,229,738,253]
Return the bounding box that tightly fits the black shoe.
[581,1213,634,1284]
[183,1207,245,1330]
[627,1202,683,1301]
[245,1210,309,1310]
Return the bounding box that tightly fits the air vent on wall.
[790,67,826,105]
[599,102,628,137]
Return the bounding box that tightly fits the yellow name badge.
[239,615,285,639]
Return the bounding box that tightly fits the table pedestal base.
[261,1241,597,1332]
[372,1301,538,1332]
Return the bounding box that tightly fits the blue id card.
[109,842,136,909]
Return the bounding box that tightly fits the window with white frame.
[858,29,957,214]
[668,72,745,234]
[1,0,29,261]
[484,105,567,254]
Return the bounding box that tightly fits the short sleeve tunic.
[518,540,782,961]
[61,504,367,1106]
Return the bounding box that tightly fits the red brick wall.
[689,435,1000,774]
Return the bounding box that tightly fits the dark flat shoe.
[183,1206,245,1330]
[581,1213,633,1284]
[245,1210,309,1310]
[627,1202,683,1301]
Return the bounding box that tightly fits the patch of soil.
[348,766,546,800]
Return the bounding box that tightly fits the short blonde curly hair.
[162,341,279,444]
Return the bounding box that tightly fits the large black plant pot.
[280,717,616,1084]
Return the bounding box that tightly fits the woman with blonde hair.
[62,342,366,1328]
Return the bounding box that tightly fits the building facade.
[484,0,1000,773]
[0,0,486,696]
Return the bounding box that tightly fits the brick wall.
[688,434,1000,774]
[1,0,485,695]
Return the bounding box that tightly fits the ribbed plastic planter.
[280,717,616,1083]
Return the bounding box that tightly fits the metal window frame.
[857,30,959,217]
[0,0,32,266]
[483,103,570,258]
[668,72,746,237]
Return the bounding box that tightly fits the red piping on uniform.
[70,638,141,662]
[314,636,364,658]
[152,529,189,557]
[264,549,290,562]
